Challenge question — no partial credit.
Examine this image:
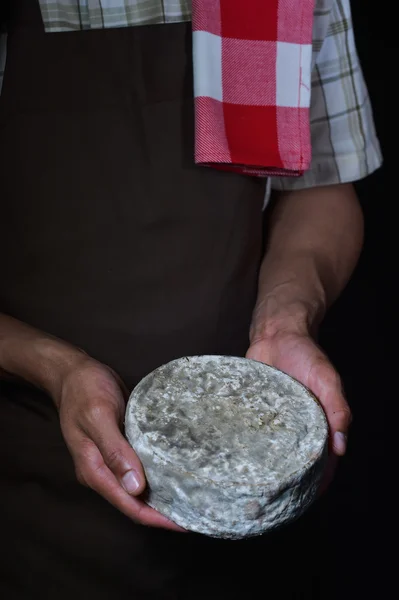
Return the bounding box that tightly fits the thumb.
[83,405,146,496]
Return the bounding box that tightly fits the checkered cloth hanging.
[192,0,314,177]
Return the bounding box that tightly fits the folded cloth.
[192,0,314,177]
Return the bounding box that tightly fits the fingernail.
[333,432,347,455]
[121,470,140,494]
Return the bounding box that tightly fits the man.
[0,0,381,598]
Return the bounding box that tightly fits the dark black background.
[312,1,394,596]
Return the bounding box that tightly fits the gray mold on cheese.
[125,355,328,539]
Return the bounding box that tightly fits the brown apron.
[0,2,317,598]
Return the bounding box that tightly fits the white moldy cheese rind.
[125,356,328,539]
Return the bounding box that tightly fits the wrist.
[250,257,327,344]
[0,317,89,399]
[30,336,91,399]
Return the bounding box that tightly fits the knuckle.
[104,448,126,471]
[85,403,111,424]
[335,403,351,416]
[344,406,353,423]
[72,439,105,488]
[77,460,106,490]
[333,405,353,425]
[82,401,122,433]
[75,437,97,463]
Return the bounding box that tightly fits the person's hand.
[246,327,352,491]
[55,357,184,531]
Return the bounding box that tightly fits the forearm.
[251,183,364,342]
[0,313,87,396]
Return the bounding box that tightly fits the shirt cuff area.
[271,138,383,192]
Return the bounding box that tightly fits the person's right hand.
[55,357,184,531]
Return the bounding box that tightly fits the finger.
[73,436,185,532]
[80,403,146,496]
[246,341,273,364]
[308,356,352,456]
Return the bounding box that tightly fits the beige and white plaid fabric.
[273,0,382,192]
[38,0,192,30]
[0,0,382,191]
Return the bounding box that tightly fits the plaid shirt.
[0,0,382,191]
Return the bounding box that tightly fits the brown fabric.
[0,2,314,599]
[0,0,266,388]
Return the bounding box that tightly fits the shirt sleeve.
[271,0,382,192]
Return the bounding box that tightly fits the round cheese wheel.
[125,356,328,539]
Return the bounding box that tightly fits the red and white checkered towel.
[192,0,314,177]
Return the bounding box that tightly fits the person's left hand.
[246,328,352,492]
